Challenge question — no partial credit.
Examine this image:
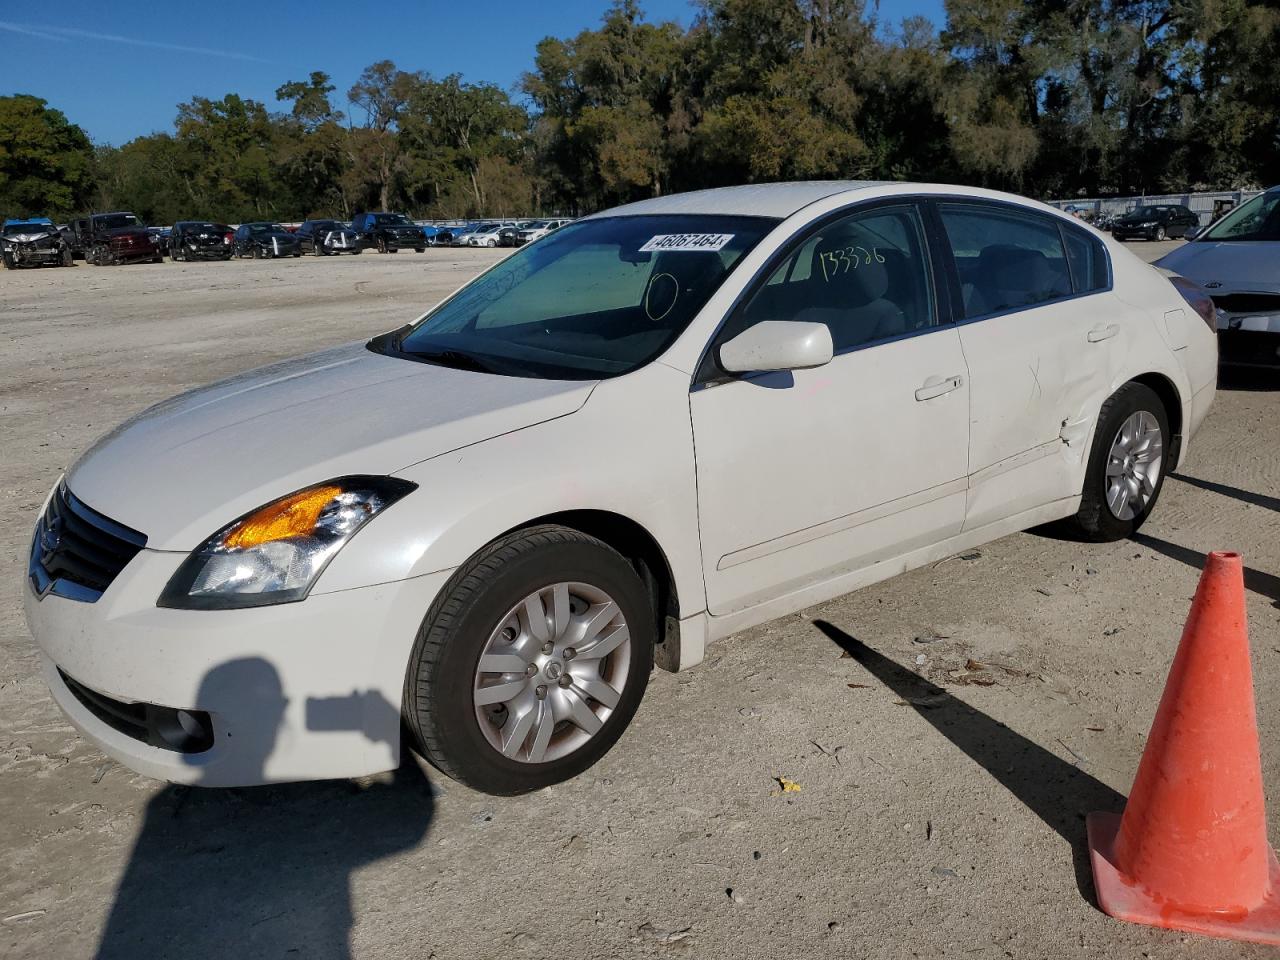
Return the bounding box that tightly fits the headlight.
[158,476,415,610]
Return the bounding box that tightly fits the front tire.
[404,525,653,795]
[1154,225,1166,241]
[1068,382,1169,541]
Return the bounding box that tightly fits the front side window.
[720,203,936,354]
[939,203,1072,318]
[389,215,775,379]
[1201,191,1280,242]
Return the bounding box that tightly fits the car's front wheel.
[404,525,653,795]
[1069,382,1169,541]
[1154,225,1166,241]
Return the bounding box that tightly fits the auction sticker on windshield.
[639,233,735,252]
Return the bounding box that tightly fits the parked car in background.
[147,227,171,256]
[296,219,362,256]
[169,222,234,261]
[232,222,302,259]
[498,221,536,247]
[516,218,572,245]
[423,224,454,246]
[459,223,512,247]
[350,212,425,253]
[1110,204,1200,241]
[22,181,1216,796]
[450,222,486,246]
[1156,185,1280,368]
[78,212,162,266]
[1,217,73,268]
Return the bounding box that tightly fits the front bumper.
[1216,326,1280,368]
[5,245,64,265]
[24,543,453,786]
[1111,227,1157,241]
[181,245,231,260]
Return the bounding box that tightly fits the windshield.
[372,214,411,226]
[1129,206,1160,219]
[1201,191,1280,242]
[388,214,775,380]
[95,213,142,230]
[3,223,51,235]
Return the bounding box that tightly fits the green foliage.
[12,2,1280,224]
[0,95,95,219]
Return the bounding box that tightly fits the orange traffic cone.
[1087,550,1280,944]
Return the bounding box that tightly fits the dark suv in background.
[1111,204,1201,241]
[350,212,425,253]
[74,212,162,265]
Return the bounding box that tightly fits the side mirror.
[719,320,834,374]
[1184,225,1201,240]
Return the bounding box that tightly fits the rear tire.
[1067,382,1170,542]
[404,525,653,795]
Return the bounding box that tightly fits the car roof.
[591,181,891,219]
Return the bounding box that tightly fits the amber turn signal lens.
[221,485,343,550]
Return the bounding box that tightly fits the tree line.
[2,0,1277,225]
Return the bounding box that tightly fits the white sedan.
[24,182,1217,795]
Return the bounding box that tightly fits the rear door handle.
[914,374,964,402]
[1087,324,1120,343]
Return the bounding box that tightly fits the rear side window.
[939,203,1072,318]
[1061,227,1109,292]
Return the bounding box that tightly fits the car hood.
[103,227,150,239]
[66,342,595,550]
[1155,241,1280,292]
[3,229,56,242]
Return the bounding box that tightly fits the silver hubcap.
[1105,411,1163,520]
[473,582,630,764]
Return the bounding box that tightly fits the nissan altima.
[24,182,1218,795]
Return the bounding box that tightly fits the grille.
[29,485,146,602]
[1211,293,1280,315]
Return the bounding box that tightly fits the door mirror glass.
[1184,225,1201,240]
[719,320,833,373]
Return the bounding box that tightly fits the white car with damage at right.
[23,181,1217,797]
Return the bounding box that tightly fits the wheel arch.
[499,509,685,670]
[1128,371,1184,469]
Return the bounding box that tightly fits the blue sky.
[0,1,946,146]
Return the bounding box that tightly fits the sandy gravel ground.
[1,241,1277,960]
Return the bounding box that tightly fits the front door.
[690,201,970,616]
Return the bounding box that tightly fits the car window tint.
[939,204,1073,318]
[1061,227,1109,293]
[727,204,935,353]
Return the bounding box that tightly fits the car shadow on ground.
[1169,473,1280,514]
[94,658,434,960]
[811,620,1125,905]
[1130,532,1280,608]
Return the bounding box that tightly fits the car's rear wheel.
[1068,382,1169,541]
[404,525,653,795]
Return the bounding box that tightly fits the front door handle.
[914,374,964,402]
[1087,324,1120,343]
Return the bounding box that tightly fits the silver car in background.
[1157,186,1280,368]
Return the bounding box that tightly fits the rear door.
[690,200,970,616]
[935,200,1117,530]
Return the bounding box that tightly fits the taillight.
[224,232,233,245]
[1168,274,1217,332]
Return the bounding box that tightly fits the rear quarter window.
[1061,227,1110,293]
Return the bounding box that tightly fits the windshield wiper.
[409,348,502,374]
